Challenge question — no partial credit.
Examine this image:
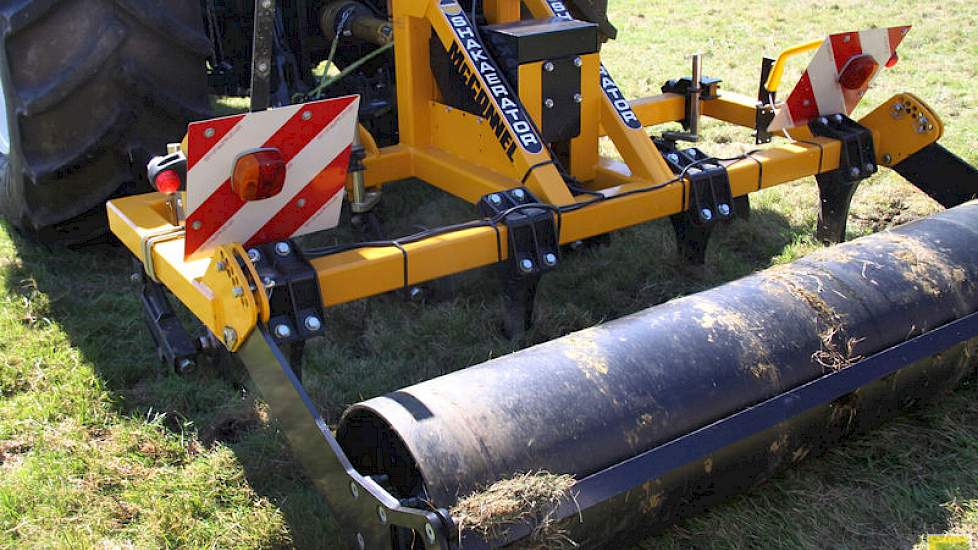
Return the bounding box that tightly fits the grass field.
[2,0,978,548]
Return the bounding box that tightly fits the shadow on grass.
[5,185,884,549]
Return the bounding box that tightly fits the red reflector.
[838,54,880,91]
[154,169,182,195]
[885,52,899,68]
[231,148,286,202]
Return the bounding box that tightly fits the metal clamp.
[809,114,877,183]
[478,188,560,277]
[141,227,186,283]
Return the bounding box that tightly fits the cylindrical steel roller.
[337,202,978,546]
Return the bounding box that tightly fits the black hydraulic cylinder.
[337,201,978,547]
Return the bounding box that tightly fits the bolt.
[377,506,388,524]
[216,260,227,271]
[573,93,583,104]
[832,114,844,123]
[356,533,365,550]
[274,324,292,339]
[176,358,196,375]
[666,153,680,164]
[191,220,203,230]
[849,166,861,178]
[350,481,360,499]
[304,316,322,332]
[257,61,269,74]
[425,523,437,544]
[275,241,291,256]
[301,110,312,121]
[261,0,272,9]
[891,103,904,118]
[222,326,237,348]
[864,163,876,174]
[343,29,353,37]
[543,61,554,72]
[699,208,713,222]
[247,249,261,263]
[544,252,558,267]
[203,127,216,139]
[512,189,526,201]
[573,56,583,67]
[296,198,306,208]
[717,203,731,216]
[408,286,424,301]
[130,272,141,283]
[489,193,502,205]
[544,98,555,109]
[882,153,893,164]
[231,286,244,298]
[519,258,534,273]
[262,276,275,287]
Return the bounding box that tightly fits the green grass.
[2,0,978,548]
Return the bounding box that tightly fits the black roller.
[337,202,978,547]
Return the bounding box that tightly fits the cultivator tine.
[892,143,978,208]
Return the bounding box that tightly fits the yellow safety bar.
[764,39,824,93]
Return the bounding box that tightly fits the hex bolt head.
[817,117,829,126]
[882,153,893,164]
[543,61,555,72]
[864,163,876,174]
[247,249,261,263]
[274,241,291,256]
[274,324,292,339]
[489,193,502,205]
[667,153,679,164]
[176,358,196,375]
[350,481,360,499]
[222,326,237,348]
[832,113,844,123]
[573,56,583,67]
[304,316,322,332]
[231,286,244,298]
[544,252,558,267]
[700,208,713,222]
[717,203,731,216]
[544,98,555,109]
[520,258,534,272]
[377,506,388,524]
[573,93,583,104]
[512,189,526,201]
[849,166,862,178]
[425,523,437,544]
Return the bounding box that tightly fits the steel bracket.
[809,114,877,244]
[245,241,326,347]
[479,188,559,337]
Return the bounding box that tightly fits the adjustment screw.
[520,258,534,272]
[222,326,237,348]
[700,208,713,222]
[274,324,292,339]
[849,166,861,178]
[304,316,322,332]
[544,98,555,109]
[247,248,261,263]
[573,93,583,104]
[543,61,554,72]
[377,506,388,524]
[275,241,291,256]
[425,523,437,544]
[350,481,360,499]
[544,253,558,267]
[717,203,731,216]
[512,189,526,201]
[489,193,502,205]
[573,56,583,67]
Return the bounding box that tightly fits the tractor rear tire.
[0,0,211,245]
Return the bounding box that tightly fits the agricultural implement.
[89,0,978,547]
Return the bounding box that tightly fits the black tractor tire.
[0,0,211,245]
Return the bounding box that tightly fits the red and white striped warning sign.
[184,95,359,259]
[768,26,910,132]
